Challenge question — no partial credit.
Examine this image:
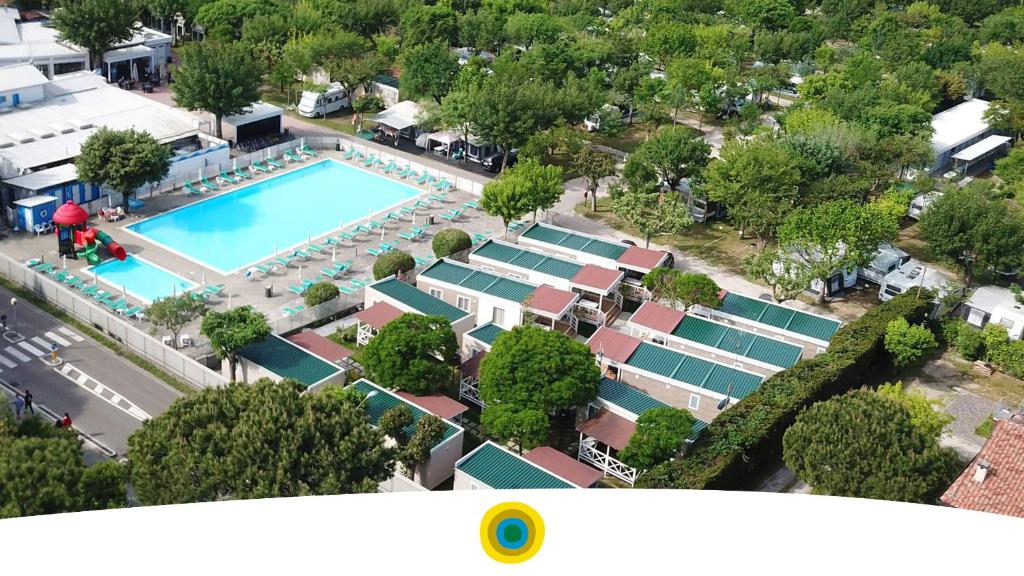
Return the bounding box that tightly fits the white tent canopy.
[368,100,422,131]
[102,44,155,65]
[428,130,461,145]
[952,135,1012,163]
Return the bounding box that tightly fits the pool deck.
[3,149,506,348]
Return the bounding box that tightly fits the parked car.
[482,150,518,173]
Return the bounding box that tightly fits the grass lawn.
[327,325,366,363]
[262,87,360,136]
[975,415,995,438]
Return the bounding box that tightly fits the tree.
[361,314,459,395]
[777,200,899,303]
[884,318,938,368]
[619,407,697,471]
[481,171,533,233]
[173,42,263,139]
[726,0,795,32]
[995,141,1024,197]
[147,294,206,350]
[377,405,413,444]
[127,379,394,504]
[399,4,458,46]
[876,381,952,439]
[783,390,959,503]
[504,12,566,48]
[398,415,448,479]
[675,273,721,309]
[702,139,802,249]
[399,42,459,103]
[432,228,472,258]
[509,157,564,221]
[75,128,170,215]
[372,250,416,281]
[625,127,711,192]
[479,326,601,451]
[574,147,618,211]
[200,306,271,382]
[919,185,1024,286]
[745,249,811,304]
[53,0,138,69]
[80,459,128,511]
[304,282,340,307]
[466,69,561,170]
[612,192,693,248]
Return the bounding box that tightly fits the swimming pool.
[126,160,421,273]
[89,256,197,304]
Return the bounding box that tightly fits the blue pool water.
[90,256,197,303]
[127,160,419,273]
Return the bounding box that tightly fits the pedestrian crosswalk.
[0,326,84,372]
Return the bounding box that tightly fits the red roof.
[616,245,666,271]
[527,285,578,318]
[629,300,685,334]
[571,264,623,293]
[52,201,88,226]
[524,446,603,487]
[285,331,352,362]
[460,350,486,379]
[397,392,469,420]
[586,326,642,363]
[354,302,404,330]
[576,409,636,451]
[940,418,1024,518]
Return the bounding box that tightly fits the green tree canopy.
[399,42,459,103]
[398,414,448,479]
[304,282,340,307]
[479,326,601,451]
[378,405,414,444]
[612,192,693,248]
[642,269,720,308]
[619,407,697,471]
[876,381,953,439]
[173,41,263,138]
[361,314,459,395]
[75,128,171,215]
[53,0,139,68]
[400,3,458,46]
[199,305,271,382]
[745,249,811,303]
[372,250,416,280]
[127,379,394,504]
[884,318,938,368]
[574,147,618,211]
[625,126,711,192]
[147,294,206,350]
[432,228,472,258]
[995,141,1024,197]
[783,390,959,503]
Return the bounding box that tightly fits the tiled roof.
[240,335,341,387]
[354,301,405,330]
[371,277,469,323]
[456,441,576,489]
[396,392,469,420]
[940,418,1024,518]
[523,447,603,487]
[472,239,583,280]
[420,260,536,303]
[629,300,686,334]
[576,409,635,451]
[466,323,506,347]
[351,379,459,444]
[598,376,667,416]
[527,284,578,317]
[285,331,352,362]
[626,342,764,400]
[520,223,628,259]
[616,245,667,271]
[571,264,624,293]
[718,292,841,342]
[587,326,643,363]
[672,315,803,369]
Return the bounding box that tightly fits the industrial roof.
[940,418,1024,518]
[239,334,341,387]
[520,222,628,260]
[617,245,667,271]
[2,163,77,190]
[0,21,87,62]
[472,239,583,280]
[587,326,643,363]
[598,376,667,417]
[523,447,603,488]
[630,301,686,334]
[952,134,1012,162]
[354,301,405,330]
[527,284,579,318]
[0,8,18,45]
[370,277,469,323]
[571,264,624,293]
[466,322,505,347]
[456,441,577,489]
[12,194,57,208]
[223,101,284,127]
[0,63,48,92]
[931,99,990,154]
[627,341,764,399]
[285,330,352,363]
[672,315,803,369]
[419,259,536,303]
[718,292,841,342]
[351,379,460,444]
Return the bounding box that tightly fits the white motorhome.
[908,191,942,220]
[879,260,963,316]
[962,286,1024,340]
[297,82,349,118]
[858,242,911,285]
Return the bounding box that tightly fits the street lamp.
[358,390,378,408]
[9,297,16,332]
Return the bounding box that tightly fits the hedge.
[372,250,416,280]
[637,291,933,489]
[432,228,471,259]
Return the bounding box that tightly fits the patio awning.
[577,409,635,451]
[952,135,1013,162]
[102,44,155,64]
[354,302,404,330]
[428,130,462,145]
[368,100,421,130]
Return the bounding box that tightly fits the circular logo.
[479,502,545,564]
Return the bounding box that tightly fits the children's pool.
[89,256,197,304]
[126,159,420,273]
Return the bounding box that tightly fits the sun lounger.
[360,155,377,167]
[350,279,369,289]
[410,225,426,235]
[398,232,417,241]
[321,267,345,278]
[368,220,385,229]
[119,306,145,318]
[256,263,276,274]
[274,256,294,267]
[66,278,86,290]
[337,232,355,241]
[415,173,433,185]
[366,248,383,257]
[283,305,306,316]
[291,249,311,259]
[250,161,270,173]
[508,220,526,231]
[219,171,240,184]
[201,176,220,191]
[288,284,308,295]
[34,262,55,274]
[103,298,129,311]
[266,156,283,168]
[190,292,209,302]
[397,165,413,178]
[352,224,371,235]
[385,212,401,221]
[203,283,225,296]
[413,199,431,209]
[299,145,319,157]
[399,206,415,217]
[185,182,204,196]
[80,285,100,297]
[440,211,460,222]
[381,161,398,173]
[234,167,252,179]
[51,270,69,282]
[338,286,354,295]
[463,200,479,210]
[306,243,324,253]
[284,151,304,163]
[414,255,434,267]
[434,179,452,191]
[333,259,353,272]
[379,242,398,252]
[343,148,359,160]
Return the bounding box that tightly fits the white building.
[931,99,992,173]
[962,286,1024,340]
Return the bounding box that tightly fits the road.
[0,285,182,456]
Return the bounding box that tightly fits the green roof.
[372,277,469,323]
[456,442,575,489]
[374,74,399,88]
[673,316,803,368]
[466,323,505,347]
[718,292,841,342]
[240,335,340,387]
[625,342,764,400]
[419,260,536,303]
[520,223,627,260]
[472,240,583,280]
[351,379,459,443]
[598,377,667,416]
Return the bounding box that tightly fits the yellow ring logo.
[479,502,545,564]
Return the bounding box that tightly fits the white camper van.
[962,286,1024,340]
[907,191,942,220]
[858,242,911,285]
[297,82,349,118]
[879,260,962,316]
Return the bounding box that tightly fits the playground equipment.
[52,201,128,265]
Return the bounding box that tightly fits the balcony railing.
[620,282,650,301]
[578,437,638,485]
[459,375,485,408]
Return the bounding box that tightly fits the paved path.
[0,285,182,456]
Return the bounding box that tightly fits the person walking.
[23,389,34,415]
[11,395,24,420]
[61,413,72,428]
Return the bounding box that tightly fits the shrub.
[432,228,471,259]
[884,317,937,368]
[637,291,932,490]
[618,407,697,471]
[941,318,965,346]
[304,282,339,307]
[372,250,416,280]
[956,328,985,361]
